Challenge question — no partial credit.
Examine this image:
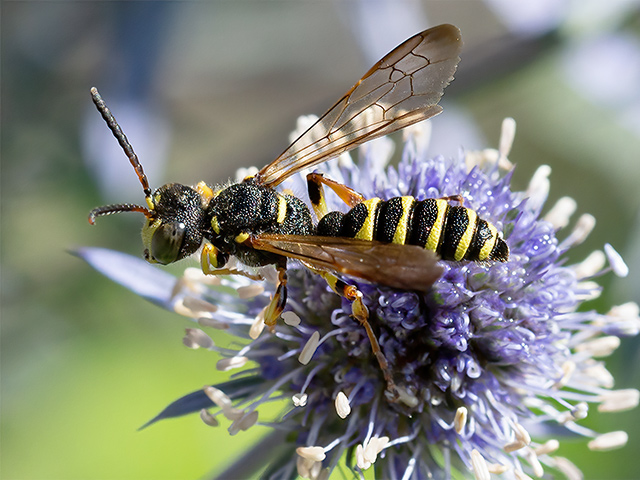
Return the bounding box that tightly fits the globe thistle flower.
[79,117,639,480]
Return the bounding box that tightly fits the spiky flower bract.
[79,118,639,480]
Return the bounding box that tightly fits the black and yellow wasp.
[88,24,508,398]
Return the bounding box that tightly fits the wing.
[249,234,443,292]
[254,24,462,188]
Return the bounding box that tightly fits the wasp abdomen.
[317,196,508,262]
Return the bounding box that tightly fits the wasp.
[88,24,508,399]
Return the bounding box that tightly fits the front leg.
[200,243,264,281]
[263,265,288,332]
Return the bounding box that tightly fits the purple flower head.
[79,118,639,480]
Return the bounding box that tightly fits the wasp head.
[87,88,209,265]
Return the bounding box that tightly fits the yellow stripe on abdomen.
[354,198,382,241]
[478,222,498,261]
[425,199,448,252]
[454,208,477,261]
[392,196,416,244]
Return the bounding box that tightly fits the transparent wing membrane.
[256,24,462,187]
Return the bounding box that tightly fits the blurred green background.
[2,2,639,479]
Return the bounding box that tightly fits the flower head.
[79,118,639,479]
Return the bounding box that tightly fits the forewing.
[249,234,443,292]
[255,24,462,187]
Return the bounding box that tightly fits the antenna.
[90,87,152,198]
[88,87,154,224]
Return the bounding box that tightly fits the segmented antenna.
[90,87,152,198]
[88,87,154,224]
[88,204,151,225]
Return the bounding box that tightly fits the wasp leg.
[263,267,288,333]
[440,194,464,205]
[200,243,264,281]
[306,172,365,220]
[312,268,398,399]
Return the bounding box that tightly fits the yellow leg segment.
[200,243,263,281]
[306,172,365,220]
[263,268,288,332]
[314,268,399,399]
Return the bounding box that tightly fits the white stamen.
[216,356,248,371]
[197,317,229,330]
[487,463,509,474]
[533,439,559,456]
[588,431,628,451]
[183,296,218,315]
[454,406,468,434]
[514,470,534,480]
[563,214,596,247]
[298,331,321,365]
[236,284,265,299]
[182,328,214,350]
[282,311,302,327]
[396,385,419,408]
[555,361,576,388]
[524,448,544,478]
[499,117,516,158]
[296,446,326,462]
[364,436,389,462]
[292,393,308,407]
[604,243,629,277]
[582,363,614,388]
[335,391,351,419]
[571,250,606,279]
[571,402,589,420]
[356,436,389,470]
[173,296,217,318]
[228,410,259,435]
[553,457,584,480]
[296,456,311,479]
[223,406,245,421]
[184,266,222,286]
[575,336,621,357]
[470,449,490,480]
[544,196,577,230]
[598,389,640,412]
[575,280,601,301]
[249,306,267,340]
[603,302,640,335]
[355,444,368,470]
[204,386,232,409]
[507,423,531,452]
[526,165,551,212]
[199,409,219,427]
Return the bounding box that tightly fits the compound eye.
[150,222,186,264]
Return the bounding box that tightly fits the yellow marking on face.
[141,217,162,255]
[145,196,156,211]
[454,208,477,261]
[277,195,287,224]
[425,199,448,252]
[235,232,250,243]
[354,198,382,241]
[479,222,498,261]
[392,196,415,244]
[211,216,220,234]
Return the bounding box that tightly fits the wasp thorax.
[210,183,276,236]
[141,183,208,264]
